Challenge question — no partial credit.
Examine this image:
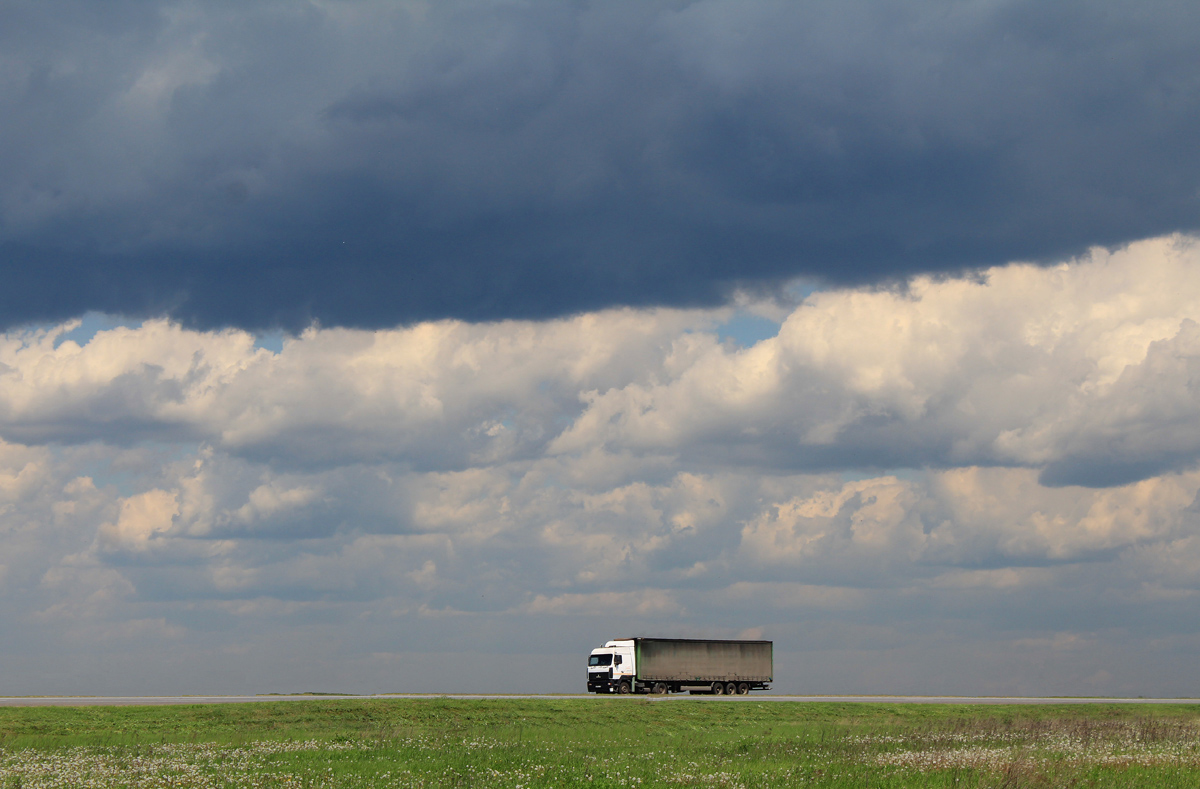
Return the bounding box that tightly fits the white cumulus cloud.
[3,234,1200,695]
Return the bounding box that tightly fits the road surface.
[2,694,1198,706]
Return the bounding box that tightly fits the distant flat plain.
[3,693,1200,706]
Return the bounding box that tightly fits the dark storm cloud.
[2,0,1198,330]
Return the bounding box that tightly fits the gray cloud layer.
[3,0,1199,329]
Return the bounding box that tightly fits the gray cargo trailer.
[586,637,772,694]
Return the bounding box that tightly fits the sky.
[2,0,1200,696]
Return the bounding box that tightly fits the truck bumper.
[587,677,630,693]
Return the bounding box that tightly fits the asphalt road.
[2,694,1199,706]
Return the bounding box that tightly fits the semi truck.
[586,637,772,695]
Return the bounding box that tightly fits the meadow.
[2,697,1200,787]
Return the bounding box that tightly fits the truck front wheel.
[618,681,631,694]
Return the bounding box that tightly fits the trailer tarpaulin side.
[635,639,772,682]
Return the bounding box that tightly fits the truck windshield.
[588,654,612,666]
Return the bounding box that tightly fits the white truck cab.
[586,639,636,693]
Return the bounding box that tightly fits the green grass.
[2,698,1200,787]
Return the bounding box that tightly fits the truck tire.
[711,682,724,695]
[737,682,749,695]
[652,682,667,694]
[725,682,737,695]
[618,681,631,694]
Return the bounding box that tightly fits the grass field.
[2,698,1200,787]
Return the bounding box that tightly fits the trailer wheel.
[737,683,749,695]
[618,681,631,694]
[711,682,724,695]
[652,682,667,694]
[725,682,737,695]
